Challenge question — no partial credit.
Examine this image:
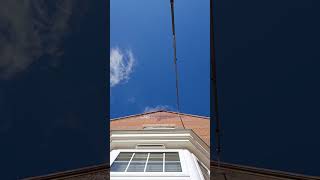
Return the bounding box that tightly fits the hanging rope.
[170,0,185,129]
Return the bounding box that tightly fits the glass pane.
[111,152,133,172]
[146,153,163,172]
[165,152,180,161]
[111,161,129,172]
[126,153,148,172]
[165,152,182,172]
[115,152,134,161]
[165,162,182,172]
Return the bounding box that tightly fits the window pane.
[111,162,129,172]
[146,153,163,172]
[165,152,180,161]
[165,162,182,172]
[165,152,182,172]
[127,153,148,172]
[111,152,183,173]
[115,152,133,161]
[111,152,133,172]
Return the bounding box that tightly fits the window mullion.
[144,153,150,172]
[163,153,165,172]
[124,153,135,172]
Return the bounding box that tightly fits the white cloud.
[110,47,135,87]
[0,0,78,79]
[143,105,172,113]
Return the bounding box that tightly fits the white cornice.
[110,129,210,168]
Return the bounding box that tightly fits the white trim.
[124,153,135,172]
[136,144,166,149]
[163,153,165,172]
[110,130,210,168]
[110,150,120,165]
[192,153,210,180]
[112,133,192,137]
[144,127,176,130]
[110,178,189,180]
[143,153,150,172]
[183,150,202,180]
[113,149,185,152]
[110,129,210,180]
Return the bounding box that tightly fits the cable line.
[170,0,185,129]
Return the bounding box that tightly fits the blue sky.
[110,0,210,118]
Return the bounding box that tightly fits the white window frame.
[110,149,189,177]
[192,153,210,180]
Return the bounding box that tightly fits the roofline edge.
[211,161,320,180]
[110,110,210,121]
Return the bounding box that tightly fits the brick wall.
[110,111,210,146]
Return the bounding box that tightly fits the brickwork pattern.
[110,111,210,146]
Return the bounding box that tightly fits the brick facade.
[110,110,210,146]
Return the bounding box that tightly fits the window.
[111,152,182,172]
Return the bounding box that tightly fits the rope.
[170,0,185,129]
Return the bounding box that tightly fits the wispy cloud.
[0,0,78,79]
[110,47,135,87]
[143,105,173,113]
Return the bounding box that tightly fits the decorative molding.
[110,129,210,168]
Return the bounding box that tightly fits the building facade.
[110,110,210,180]
[23,111,320,180]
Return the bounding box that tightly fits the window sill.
[110,172,189,177]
